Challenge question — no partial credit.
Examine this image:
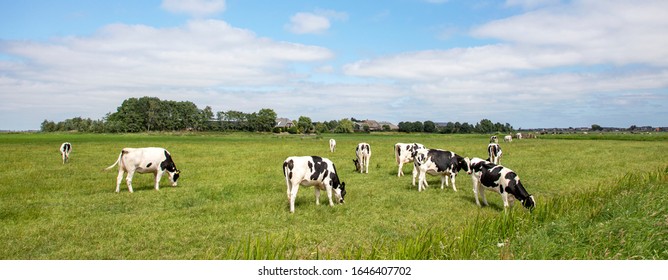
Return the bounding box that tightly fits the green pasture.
[0,132,666,259]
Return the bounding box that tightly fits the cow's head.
[352,159,360,171]
[460,156,472,175]
[521,195,536,211]
[334,182,346,203]
[168,169,180,186]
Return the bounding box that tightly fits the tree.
[334,118,354,133]
[591,124,603,131]
[423,120,436,133]
[255,108,277,132]
[297,116,313,134]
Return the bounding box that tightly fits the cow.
[394,142,426,177]
[487,143,502,165]
[353,143,371,173]
[412,148,471,192]
[104,147,180,193]
[329,139,336,152]
[283,156,346,213]
[490,135,498,143]
[469,158,535,210]
[515,133,523,140]
[504,135,513,142]
[59,142,72,164]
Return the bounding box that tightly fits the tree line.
[41,96,515,134]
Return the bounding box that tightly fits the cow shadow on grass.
[459,196,505,211]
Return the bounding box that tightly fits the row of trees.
[398,119,514,134]
[41,96,517,134]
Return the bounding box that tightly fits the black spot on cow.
[309,156,328,181]
[480,166,503,191]
[146,162,152,168]
[427,150,466,173]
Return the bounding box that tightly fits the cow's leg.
[154,170,162,191]
[325,185,335,207]
[289,184,300,213]
[314,187,321,205]
[501,192,510,210]
[480,187,489,206]
[412,167,417,186]
[418,172,426,191]
[472,179,482,207]
[365,156,369,174]
[450,174,457,192]
[115,170,124,193]
[125,170,135,193]
[440,175,445,189]
[397,162,403,177]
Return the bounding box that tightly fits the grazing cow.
[105,147,180,193]
[353,143,371,173]
[59,142,72,164]
[412,148,471,192]
[469,158,535,210]
[504,135,513,142]
[283,156,346,213]
[487,143,502,165]
[394,142,426,177]
[490,135,498,143]
[515,133,523,140]
[329,139,336,152]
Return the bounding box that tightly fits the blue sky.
[1,0,667,130]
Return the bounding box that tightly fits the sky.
[1,0,667,131]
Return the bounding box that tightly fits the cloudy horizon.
[1,0,667,131]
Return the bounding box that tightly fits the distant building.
[275,118,294,129]
[378,121,399,131]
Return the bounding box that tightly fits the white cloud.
[0,19,336,130]
[161,0,226,18]
[286,10,348,35]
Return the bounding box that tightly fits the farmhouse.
[275,118,294,129]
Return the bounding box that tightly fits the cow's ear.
[340,182,345,189]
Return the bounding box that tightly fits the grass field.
[1,132,666,259]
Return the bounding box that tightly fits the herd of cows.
[58,135,535,214]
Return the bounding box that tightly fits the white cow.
[394,142,426,177]
[504,135,513,142]
[329,139,336,152]
[412,148,471,192]
[59,142,72,164]
[353,143,371,173]
[487,143,502,165]
[515,133,523,140]
[283,156,346,213]
[105,147,180,193]
[469,158,535,210]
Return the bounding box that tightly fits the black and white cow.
[412,148,471,192]
[283,156,346,213]
[60,142,72,164]
[394,142,426,177]
[353,143,371,173]
[105,147,180,193]
[490,135,498,144]
[469,158,535,210]
[487,143,502,165]
[329,139,336,152]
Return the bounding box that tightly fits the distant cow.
[353,143,371,173]
[394,142,426,177]
[412,148,471,192]
[329,139,336,152]
[504,135,513,142]
[283,156,346,213]
[469,158,535,210]
[487,143,502,165]
[515,133,523,140]
[59,142,72,164]
[105,147,180,193]
[490,135,498,143]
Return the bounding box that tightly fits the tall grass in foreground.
[388,167,668,259]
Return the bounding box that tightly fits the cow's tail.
[104,150,124,171]
[394,144,400,164]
